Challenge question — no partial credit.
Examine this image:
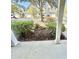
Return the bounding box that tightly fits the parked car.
[11,13,17,19]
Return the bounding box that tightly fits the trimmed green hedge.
[11,20,34,39]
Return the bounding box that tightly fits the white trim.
[11,30,19,46]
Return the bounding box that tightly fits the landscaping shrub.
[11,20,34,41]
[34,23,46,30]
[47,17,56,22]
[46,22,66,39]
[11,20,66,41]
[62,24,66,32]
[46,22,65,32]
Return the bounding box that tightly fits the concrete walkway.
[11,40,67,59]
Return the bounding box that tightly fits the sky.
[18,1,30,9]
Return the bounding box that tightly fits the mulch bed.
[18,28,66,41]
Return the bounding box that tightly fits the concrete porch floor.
[11,40,67,59]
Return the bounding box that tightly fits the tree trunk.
[40,0,44,22]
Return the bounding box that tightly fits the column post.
[55,0,65,43]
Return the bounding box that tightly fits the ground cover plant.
[11,20,66,41]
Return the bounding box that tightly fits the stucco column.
[55,0,65,43]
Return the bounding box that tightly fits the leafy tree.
[27,6,38,18]
[12,0,58,20]
[11,1,25,18]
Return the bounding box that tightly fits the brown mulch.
[18,28,66,41]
